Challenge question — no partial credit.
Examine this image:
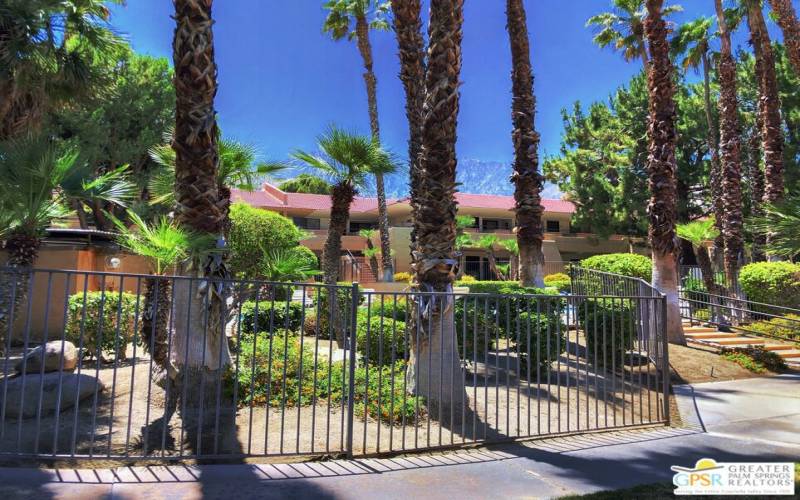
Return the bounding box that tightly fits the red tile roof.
[231,184,575,214]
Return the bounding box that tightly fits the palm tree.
[323,0,395,282]
[768,0,800,74]
[291,127,395,285]
[643,0,685,344]
[745,0,785,206]
[714,0,745,287]
[587,0,683,68]
[677,218,727,322]
[750,195,800,260]
[454,214,475,279]
[109,210,213,379]
[506,0,545,288]
[170,0,231,437]
[499,238,520,282]
[148,133,283,228]
[476,234,504,280]
[409,0,467,424]
[0,0,124,139]
[671,17,725,258]
[390,0,425,251]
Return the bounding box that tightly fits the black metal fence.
[0,267,669,461]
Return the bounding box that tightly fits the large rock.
[15,341,78,374]
[0,372,103,419]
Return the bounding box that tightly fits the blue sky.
[110,1,791,166]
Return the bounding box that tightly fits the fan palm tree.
[109,210,214,377]
[476,234,503,280]
[409,0,467,424]
[0,0,124,139]
[714,0,745,286]
[677,218,725,295]
[643,0,685,344]
[291,127,396,285]
[499,238,520,282]
[506,0,545,288]
[750,195,800,260]
[323,0,395,282]
[390,0,425,250]
[148,133,284,227]
[454,214,475,279]
[587,0,683,68]
[671,17,725,255]
[768,0,800,74]
[745,0,785,206]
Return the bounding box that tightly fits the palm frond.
[676,218,719,246]
[750,197,800,259]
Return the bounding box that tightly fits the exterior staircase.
[683,322,800,366]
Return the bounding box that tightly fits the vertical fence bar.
[661,296,670,425]
[345,282,359,459]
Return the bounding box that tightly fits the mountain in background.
[276,158,562,199]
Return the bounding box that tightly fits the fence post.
[661,295,670,426]
[345,281,359,459]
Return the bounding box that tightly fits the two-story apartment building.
[233,183,644,281]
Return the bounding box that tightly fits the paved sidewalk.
[0,376,797,499]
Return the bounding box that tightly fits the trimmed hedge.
[228,202,306,277]
[739,262,800,309]
[578,299,637,366]
[66,291,137,360]
[514,311,566,379]
[356,315,407,366]
[240,300,305,335]
[581,253,652,281]
[746,314,800,342]
[544,273,571,293]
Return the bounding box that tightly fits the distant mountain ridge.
[278,158,562,200]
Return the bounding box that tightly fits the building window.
[481,219,512,232]
[349,221,376,234]
[546,220,561,233]
[292,217,321,230]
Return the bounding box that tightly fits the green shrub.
[581,253,652,281]
[721,346,787,373]
[746,314,800,341]
[578,299,637,366]
[739,262,800,309]
[316,286,359,340]
[356,315,407,366]
[322,360,419,425]
[240,300,305,335]
[292,245,319,270]
[544,273,571,293]
[693,309,711,322]
[232,330,329,407]
[454,299,499,360]
[682,277,709,313]
[66,291,138,359]
[514,312,566,378]
[456,275,476,283]
[362,296,409,323]
[228,202,305,277]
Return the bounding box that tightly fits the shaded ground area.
[0,326,666,459]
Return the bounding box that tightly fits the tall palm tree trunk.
[644,0,685,345]
[769,0,800,74]
[506,0,545,288]
[355,15,393,282]
[747,4,785,206]
[322,183,356,285]
[701,51,724,267]
[715,0,744,288]
[409,0,466,425]
[170,0,232,439]
[391,0,426,253]
[748,117,767,262]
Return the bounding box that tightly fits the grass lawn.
[560,464,799,499]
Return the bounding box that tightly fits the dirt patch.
[666,342,796,384]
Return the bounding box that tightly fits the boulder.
[14,341,78,374]
[0,372,103,419]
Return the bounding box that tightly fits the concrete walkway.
[0,376,797,499]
